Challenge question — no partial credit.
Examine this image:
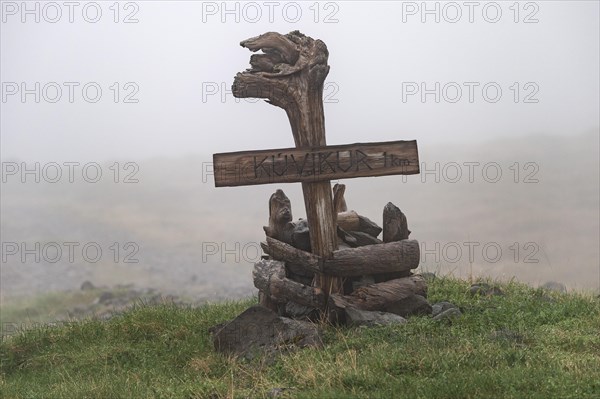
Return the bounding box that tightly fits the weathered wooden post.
[213,31,420,321]
[232,31,342,305]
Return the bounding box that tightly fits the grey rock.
[347,231,383,247]
[541,281,567,293]
[80,281,95,291]
[431,301,459,317]
[432,307,462,322]
[358,215,382,238]
[284,301,318,321]
[345,307,408,327]
[337,226,358,247]
[282,219,311,252]
[212,305,322,357]
[385,295,432,317]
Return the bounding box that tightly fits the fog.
[1,1,599,302]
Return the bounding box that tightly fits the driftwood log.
[337,211,360,233]
[325,240,419,276]
[253,259,324,309]
[336,211,382,238]
[329,275,427,311]
[262,236,419,277]
[262,189,311,252]
[233,31,342,302]
[333,183,347,213]
[376,202,413,282]
[261,238,321,273]
[263,189,293,241]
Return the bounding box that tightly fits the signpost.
[214,140,419,187]
[212,31,420,315]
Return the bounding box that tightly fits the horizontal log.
[262,237,322,275]
[325,239,420,277]
[253,259,285,293]
[263,237,419,277]
[329,275,427,311]
[270,279,324,309]
[253,259,324,308]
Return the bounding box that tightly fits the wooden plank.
[213,140,419,187]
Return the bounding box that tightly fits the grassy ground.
[1,277,599,399]
[0,290,103,326]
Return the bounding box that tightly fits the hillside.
[1,277,599,398]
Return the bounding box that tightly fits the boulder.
[282,219,311,252]
[345,307,407,327]
[432,307,462,322]
[431,301,459,317]
[385,294,432,317]
[284,301,319,321]
[212,305,322,357]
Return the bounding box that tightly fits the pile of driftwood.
[254,184,427,323]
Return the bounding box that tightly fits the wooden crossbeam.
[213,140,419,187]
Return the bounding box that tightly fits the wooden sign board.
[213,140,419,187]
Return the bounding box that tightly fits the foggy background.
[1,1,599,303]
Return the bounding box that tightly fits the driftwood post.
[231,31,343,304]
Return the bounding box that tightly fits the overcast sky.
[1,1,599,162]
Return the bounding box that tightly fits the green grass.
[1,278,599,398]
[0,289,104,325]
